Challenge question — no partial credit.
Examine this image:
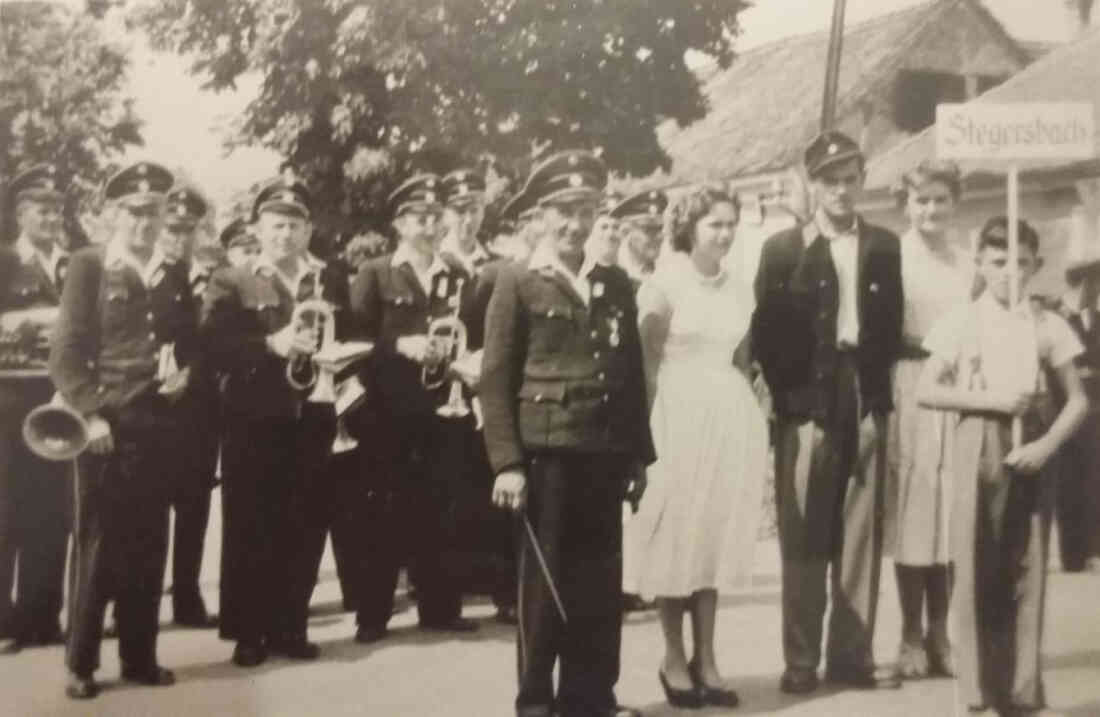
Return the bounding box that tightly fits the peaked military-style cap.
[525,150,608,206]
[441,168,486,207]
[388,173,443,217]
[598,191,623,218]
[9,164,65,204]
[252,176,311,221]
[164,185,209,227]
[803,130,864,179]
[610,189,667,224]
[218,217,258,250]
[104,161,174,206]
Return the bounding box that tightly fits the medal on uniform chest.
[592,281,605,299]
[608,316,621,347]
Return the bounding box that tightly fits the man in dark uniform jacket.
[752,131,903,694]
[49,161,190,699]
[156,186,220,627]
[348,173,481,642]
[608,190,666,291]
[481,150,652,717]
[0,165,73,653]
[201,176,348,666]
[1053,244,1100,572]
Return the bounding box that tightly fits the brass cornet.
[286,298,336,401]
[23,394,90,462]
[421,277,473,418]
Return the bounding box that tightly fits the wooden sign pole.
[1007,164,1023,448]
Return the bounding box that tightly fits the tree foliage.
[132,0,748,238]
[1,1,143,241]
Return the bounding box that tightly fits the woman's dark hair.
[666,184,740,254]
[892,159,963,208]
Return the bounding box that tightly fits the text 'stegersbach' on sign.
[936,102,1096,161]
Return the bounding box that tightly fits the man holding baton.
[481,149,652,717]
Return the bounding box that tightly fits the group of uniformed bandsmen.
[1,127,1099,717]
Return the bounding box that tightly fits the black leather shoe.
[659,668,703,708]
[121,664,176,686]
[231,641,268,667]
[269,638,320,660]
[688,659,740,707]
[65,672,99,700]
[420,617,479,632]
[779,667,819,694]
[354,625,388,644]
[825,664,902,690]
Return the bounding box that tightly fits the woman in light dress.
[624,185,768,709]
[886,160,972,679]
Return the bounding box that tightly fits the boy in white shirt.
[917,216,1089,716]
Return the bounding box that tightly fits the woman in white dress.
[624,185,768,709]
[886,160,972,679]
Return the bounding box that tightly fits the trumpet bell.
[22,404,90,462]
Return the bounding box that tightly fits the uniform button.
[590,330,598,339]
[547,310,556,318]
[86,360,95,370]
[593,351,601,360]
[96,385,105,394]
[147,312,154,321]
[148,332,156,340]
[175,293,182,302]
[598,372,606,381]
[602,394,609,403]
[819,311,828,320]
[535,393,544,402]
[819,280,827,288]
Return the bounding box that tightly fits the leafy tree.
[131,0,748,239]
[1,1,143,242]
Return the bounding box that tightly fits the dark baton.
[522,513,568,624]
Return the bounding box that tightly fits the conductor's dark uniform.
[348,173,479,638]
[200,179,345,664]
[161,187,219,627]
[752,132,902,691]
[480,151,654,717]
[49,162,189,693]
[0,165,72,650]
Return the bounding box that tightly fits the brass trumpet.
[23,395,90,462]
[421,277,475,419]
[286,298,336,401]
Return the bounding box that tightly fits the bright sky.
[106,0,1079,211]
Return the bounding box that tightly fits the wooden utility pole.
[820,0,848,130]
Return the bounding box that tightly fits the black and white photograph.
[1,0,1099,715]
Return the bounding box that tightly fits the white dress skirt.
[623,253,768,600]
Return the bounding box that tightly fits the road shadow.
[633,673,848,717]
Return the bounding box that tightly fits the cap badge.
[138,179,150,193]
[648,205,658,215]
[425,191,436,204]
[457,183,468,196]
[568,154,579,167]
[568,173,583,188]
[592,281,605,298]
[827,143,838,155]
[280,191,296,203]
[177,205,187,217]
[43,179,55,191]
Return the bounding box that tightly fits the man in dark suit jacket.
[348,173,481,642]
[481,150,652,717]
[49,161,190,699]
[0,165,73,654]
[752,131,903,695]
[201,176,347,667]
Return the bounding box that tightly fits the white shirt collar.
[391,242,449,281]
[440,233,490,273]
[14,234,67,278]
[104,239,167,288]
[529,243,600,305]
[804,210,860,246]
[253,251,325,295]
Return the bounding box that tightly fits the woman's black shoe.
[659,668,704,708]
[688,659,741,707]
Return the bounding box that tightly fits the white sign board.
[936,102,1095,161]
